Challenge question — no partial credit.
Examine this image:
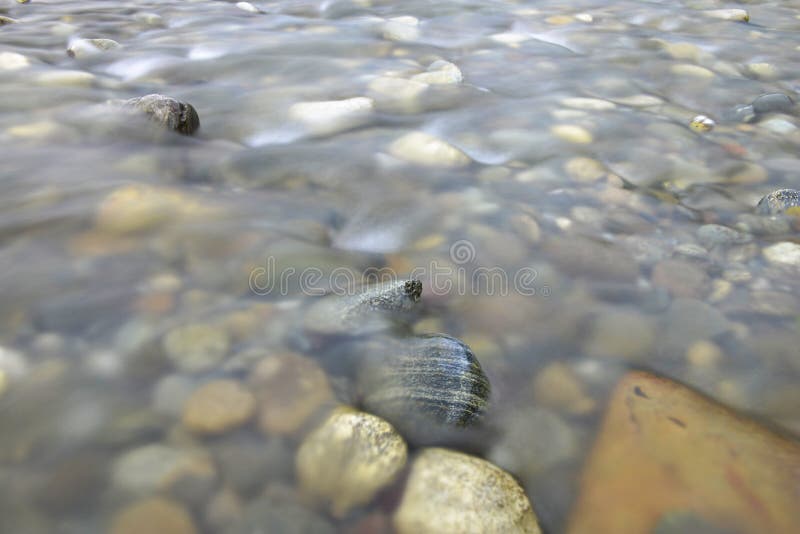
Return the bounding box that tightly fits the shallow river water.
[1,1,800,533]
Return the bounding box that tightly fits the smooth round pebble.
[163,323,230,373]
[0,51,29,70]
[296,406,407,517]
[550,124,593,144]
[182,380,256,435]
[389,131,471,167]
[111,444,215,496]
[689,115,714,133]
[762,242,800,268]
[111,498,197,534]
[394,448,541,534]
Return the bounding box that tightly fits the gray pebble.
[124,94,200,135]
[696,224,751,248]
[752,93,794,115]
[755,189,800,216]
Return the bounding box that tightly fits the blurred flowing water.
[1,0,800,532]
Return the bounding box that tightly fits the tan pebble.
[564,157,605,182]
[412,233,446,250]
[686,340,723,370]
[34,70,95,87]
[394,448,541,534]
[613,94,663,107]
[670,64,715,79]
[296,406,408,517]
[546,15,574,25]
[163,323,230,373]
[182,380,255,435]
[510,213,542,244]
[560,97,616,111]
[551,124,593,144]
[249,352,333,435]
[0,369,7,398]
[663,42,702,61]
[704,9,749,22]
[389,131,471,167]
[111,498,197,534]
[708,279,733,303]
[743,62,779,81]
[533,361,596,415]
[8,121,64,140]
[0,51,30,70]
[95,184,178,235]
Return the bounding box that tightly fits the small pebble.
[288,97,374,136]
[67,38,120,58]
[755,189,800,216]
[533,361,596,415]
[762,242,800,268]
[125,94,200,135]
[550,124,593,144]
[111,444,215,496]
[394,448,541,534]
[182,380,256,436]
[560,97,616,111]
[752,93,794,115]
[704,9,749,22]
[382,16,420,42]
[0,15,19,25]
[670,64,714,79]
[743,62,779,81]
[686,340,723,370]
[111,498,197,534]
[689,115,714,133]
[163,323,230,373]
[0,51,30,70]
[236,1,261,13]
[696,224,751,248]
[410,60,463,85]
[248,352,333,435]
[389,131,471,167]
[296,407,408,517]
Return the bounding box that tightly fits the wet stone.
[67,38,120,58]
[755,189,800,216]
[111,444,216,497]
[388,131,471,168]
[585,309,656,362]
[124,94,200,135]
[544,237,640,283]
[696,224,751,248]
[296,406,408,517]
[752,93,794,115]
[228,493,335,534]
[213,435,293,497]
[248,352,333,436]
[110,498,197,534]
[163,323,230,373]
[182,380,256,436]
[762,242,800,269]
[394,448,542,534]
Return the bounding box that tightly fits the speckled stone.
[296,406,407,517]
[755,189,800,216]
[182,380,256,436]
[394,448,541,534]
[125,94,200,135]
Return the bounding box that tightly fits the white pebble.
[411,60,463,85]
[236,2,260,13]
[288,97,374,136]
[560,97,616,111]
[763,242,800,268]
[0,51,30,71]
[382,16,420,42]
[704,9,749,22]
[389,131,471,168]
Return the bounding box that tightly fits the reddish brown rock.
[568,371,800,534]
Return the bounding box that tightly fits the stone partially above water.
[296,406,407,517]
[755,189,800,216]
[125,94,200,135]
[567,370,800,534]
[394,448,541,534]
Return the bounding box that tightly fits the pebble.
[394,448,541,534]
[761,118,797,135]
[388,131,471,167]
[235,1,261,13]
[755,189,800,216]
[752,93,794,115]
[533,361,596,415]
[110,498,197,534]
[550,124,593,144]
[703,9,749,22]
[0,345,28,395]
[410,60,463,85]
[685,340,723,370]
[0,15,19,25]
[34,70,95,87]
[564,157,605,182]
[0,51,29,70]
[743,62,779,81]
[749,290,799,317]
[689,115,714,133]
[213,435,293,496]
[228,493,335,534]
[762,242,800,268]
[182,380,255,436]
[111,444,216,496]
[288,97,374,136]
[67,38,120,58]
[560,97,615,111]
[382,16,420,42]
[367,76,429,113]
[125,94,200,135]
[248,352,333,436]
[7,120,65,140]
[670,64,714,79]
[163,323,230,373]
[696,224,751,248]
[735,213,790,235]
[296,406,407,517]
[94,184,187,235]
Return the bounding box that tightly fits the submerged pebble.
[394,448,541,534]
[111,498,197,534]
[67,38,120,58]
[182,380,256,436]
[755,189,800,216]
[296,406,407,517]
[124,94,200,135]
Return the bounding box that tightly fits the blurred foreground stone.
[568,371,800,534]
